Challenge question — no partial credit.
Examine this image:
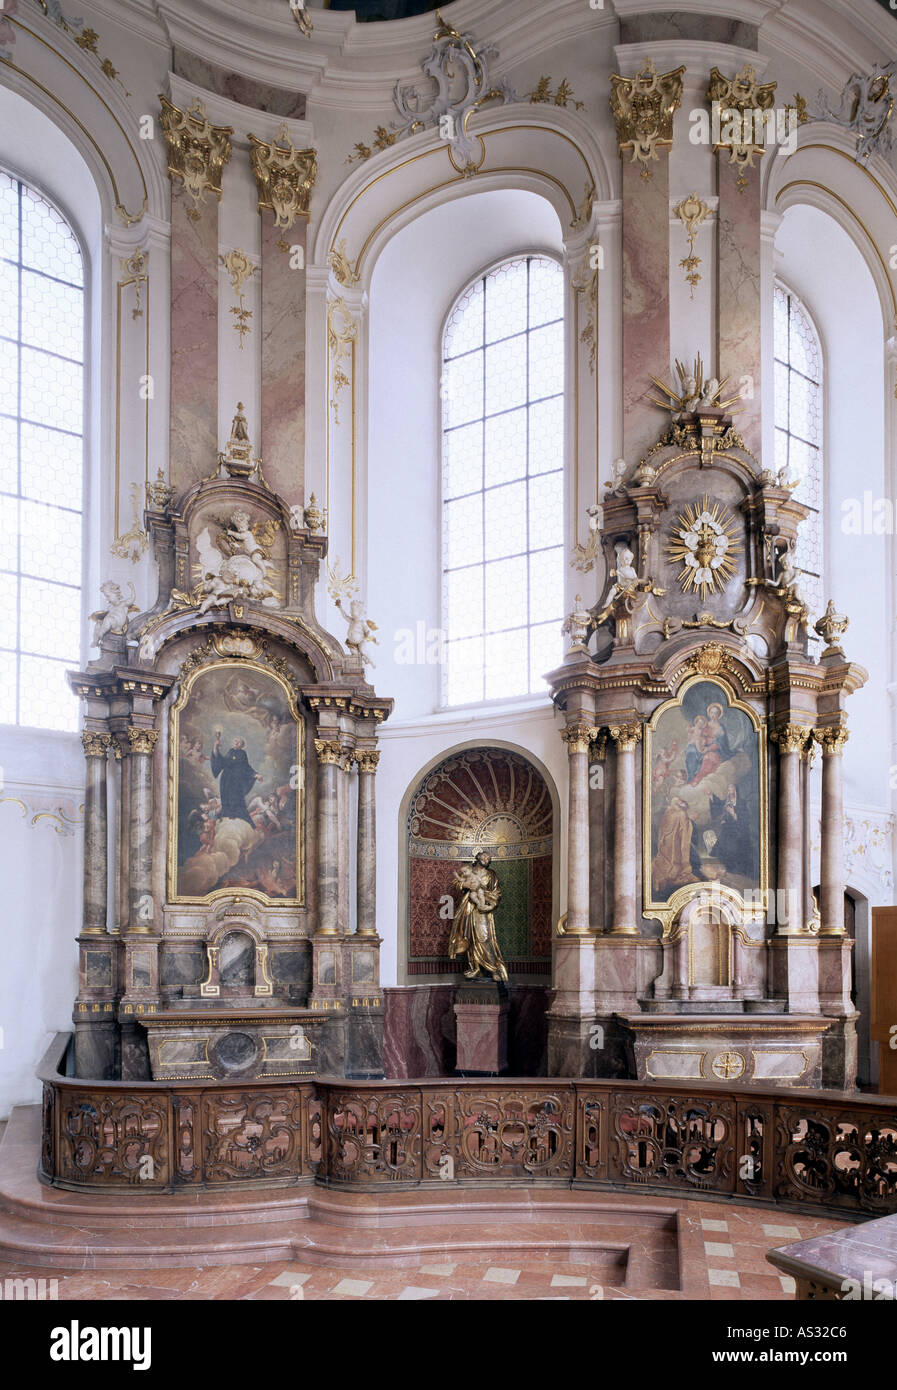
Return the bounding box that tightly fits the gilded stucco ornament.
[609,58,685,177]
[672,192,711,297]
[667,496,740,601]
[159,96,233,221]
[249,125,317,242]
[707,65,777,191]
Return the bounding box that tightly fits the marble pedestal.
[140,1008,326,1081]
[619,1012,833,1088]
[454,981,509,1076]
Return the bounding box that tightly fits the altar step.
[0,1105,681,1284]
[639,999,788,1014]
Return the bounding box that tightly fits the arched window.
[0,171,84,730]
[441,255,565,706]
[774,282,823,624]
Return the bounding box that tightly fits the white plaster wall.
[365,188,566,983]
[775,204,889,812]
[0,730,82,1117]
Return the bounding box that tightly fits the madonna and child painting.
[646,680,762,904]
[171,664,301,902]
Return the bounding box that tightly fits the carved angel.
[193,510,280,616]
[90,581,138,647]
[335,596,379,668]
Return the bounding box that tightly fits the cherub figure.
[335,597,379,667]
[90,581,138,647]
[604,458,627,494]
[698,377,721,407]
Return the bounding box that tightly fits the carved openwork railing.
[36,1035,897,1218]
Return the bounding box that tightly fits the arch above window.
[441,254,565,706]
[0,170,84,731]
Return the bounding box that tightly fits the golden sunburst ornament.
[668,496,740,600]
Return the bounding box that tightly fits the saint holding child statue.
[448,851,508,983]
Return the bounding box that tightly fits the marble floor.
[0,1198,847,1301]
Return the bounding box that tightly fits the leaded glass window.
[441,255,565,705]
[0,172,84,730]
[774,282,823,624]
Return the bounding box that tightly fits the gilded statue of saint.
[448,851,508,983]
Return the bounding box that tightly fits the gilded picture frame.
[167,659,305,906]
[641,674,768,934]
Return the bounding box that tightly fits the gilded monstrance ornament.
[667,496,740,600]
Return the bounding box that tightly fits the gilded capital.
[249,126,317,231]
[609,58,685,176]
[814,726,850,756]
[81,731,112,758]
[314,738,342,765]
[159,96,233,220]
[771,724,812,755]
[127,726,159,755]
[561,722,595,755]
[354,750,380,774]
[609,723,642,751]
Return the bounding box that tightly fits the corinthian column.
[815,726,849,936]
[608,724,642,936]
[354,750,379,936]
[315,737,342,935]
[81,731,111,934]
[771,724,811,934]
[126,726,158,934]
[560,722,595,935]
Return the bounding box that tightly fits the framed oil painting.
[168,661,304,905]
[642,676,766,922]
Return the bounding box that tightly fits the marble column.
[315,737,341,935]
[126,727,158,934]
[115,735,130,932]
[801,737,816,928]
[772,725,810,934]
[249,128,316,504]
[716,151,763,457]
[81,732,111,934]
[160,97,232,492]
[560,722,595,935]
[608,724,642,936]
[816,727,849,936]
[355,750,379,937]
[588,732,607,933]
[621,157,672,465]
[260,216,307,502]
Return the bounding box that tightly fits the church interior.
[2,0,897,1326]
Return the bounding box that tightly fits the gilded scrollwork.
[159,96,233,221]
[249,124,317,239]
[609,58,685,177]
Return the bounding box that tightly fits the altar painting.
[169,663,303,903]
[645,679,763,908]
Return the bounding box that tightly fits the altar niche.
[643,675,767,926]
[168,660,304,907]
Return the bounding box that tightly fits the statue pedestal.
[454,980,509,1076]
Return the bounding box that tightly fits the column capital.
[249,127,317,233]
[610,58,685,175]
[771,723,812,754]
[561,722,597,755]
[354,750,380,773]
[159,95,233,220]
[814,726,850,756]
[81,731,112,758]
[127,726,158,755]
[314,737,342,765]
[609,723,642,751]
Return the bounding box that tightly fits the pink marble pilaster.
[716,155,762,457]
[622,158,670,464]
[260,217,307,503]
[169,185,219,489]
